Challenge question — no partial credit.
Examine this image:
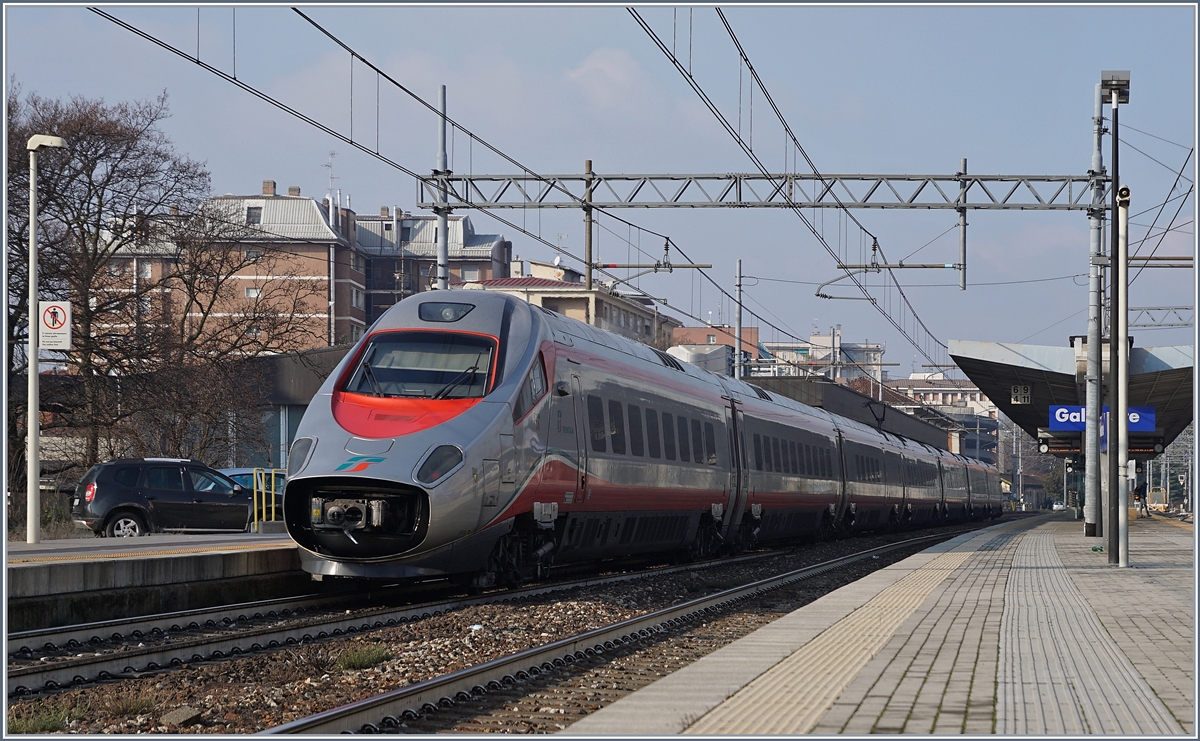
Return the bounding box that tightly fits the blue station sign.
[1050,405,1155,432]
[1049,405,1086,431]
[1096,406,1157,452]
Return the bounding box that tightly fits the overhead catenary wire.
[630,7,950,374]
[87,7,827,357]
[93,6,982,414]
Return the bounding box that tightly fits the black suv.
[72,458,249,537]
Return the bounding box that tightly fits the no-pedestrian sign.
[39,301,71,350]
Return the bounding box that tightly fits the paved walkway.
[564,515,1194,735]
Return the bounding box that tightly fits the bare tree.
[7,86,323,524]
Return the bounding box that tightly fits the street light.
[1100,70,1129,565]
[27,133,67,544]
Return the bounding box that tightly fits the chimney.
[380,206,390,218]
[288,186,301,196]
[262,180,276,196]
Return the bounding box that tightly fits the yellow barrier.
[250,467,286,533]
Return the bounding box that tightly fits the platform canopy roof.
[948,340,1193,457]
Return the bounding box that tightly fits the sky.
[5,3,1196,379]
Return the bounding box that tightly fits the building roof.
[207,195,343,243]
[355,213,505,258]
[459,277,580,289]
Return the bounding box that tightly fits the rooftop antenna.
[323,150,338,193]
[323,151,339,228]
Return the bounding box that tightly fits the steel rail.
[263,533,953,735]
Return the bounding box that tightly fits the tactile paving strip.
[996,528,1183,734]
[684,549,974,734]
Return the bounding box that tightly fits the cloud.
[564,47,646,110]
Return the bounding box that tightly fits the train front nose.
[284,476,429,559]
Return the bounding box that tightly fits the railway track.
[7,520,1010,733]
[6,549,777,696]
[265,532,953,734]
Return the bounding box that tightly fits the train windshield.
[344,331,495,399]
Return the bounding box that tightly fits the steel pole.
[27,148,40,544]
[1116,186,1130,567]
[958,158,967,290]
[584,160,593,292]
[1107,89,1120,564]
[436,85,449,291]
[1085,83,1104,537]
[735,259,743,379]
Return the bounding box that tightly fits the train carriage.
[283,290,1000,585]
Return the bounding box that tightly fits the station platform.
[566,514,1195,736]
[5,534,305,632]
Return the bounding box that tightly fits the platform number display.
[1010,384,1032,405]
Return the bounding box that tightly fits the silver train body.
[283,291,1003,583]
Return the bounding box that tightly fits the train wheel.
[688,517,722,561]
[817,512,836,542]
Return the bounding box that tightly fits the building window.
[462,265,480,282]
[246,206,263,225]
[245,248,262,261]
[245,287,261,299]
[138,261,152,279]
[707,335,716,344]
[246,325,262,338]
[351,288,364,310]
[383,222,392,231]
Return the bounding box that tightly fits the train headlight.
[416,445,464,485]
[288,437,315,477]
[419,302,474,322]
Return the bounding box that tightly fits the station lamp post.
[1100,70,1128,565]
[27,134,67,544]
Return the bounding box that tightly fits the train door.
[721,404,749,541]
[834,430,852,529]
[571,374,588,501]
[544,364,585,506]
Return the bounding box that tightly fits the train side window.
[824,448,832,477]
[809,444,817,476]
[787,440,797,475]
[762,434,772,472]
[691,419,704,465]
[753,433,763,471]
[704,422,717,466]
[779,436,791,474]
[772,437,782,473]
[608,399,626,455]
[662,412,677,460]
[628,404,645,457]
[587,395,607,453]
[796,442,805,476]
[646,409,661,459]
[511,353,547,422]
[677,416,691,463]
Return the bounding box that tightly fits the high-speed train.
[282,290,1002,586]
